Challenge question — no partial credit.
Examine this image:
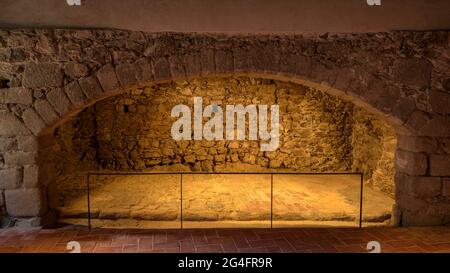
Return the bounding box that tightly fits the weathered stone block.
[64,62,89,78]
[78,76,103,100]
[233,47,248,73]
[391,98,416,124]
[200,49,216,77]
[64,80,86,107]
[46,88,72,115]
[0,113,30,136]
[0,137,16,152]
[5,188,47,217]
[23,165,39,188]
[135,58,154,83]
[17,136,38,152]
[22,108,46,136]
[419,115,450,137]
[215,50,234,75]
[153,57,171,81]
[96,63,120,92]
[294,55,312,77]
[429,154,450,176]
[0,168,22,189]
[183,53,201,78]
[397,135,438,153]
[429,90,450,114]
[168,55,186,80]
[401,209,444,226]
[115,63,138,87]
[4,151,37,166]
[0,87,33,105]
[279,52,297,75]
[23,63,63,88]
[443,178,450,197]
[333,68,355,91]
[441,138,450,154]
[395,150,427,176]
[400,175,442,197]
[392,57,433,89]
[34,99,58,125]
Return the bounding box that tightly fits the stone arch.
[2,30,449,227]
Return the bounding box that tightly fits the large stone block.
[17,136,38,152]
[5,188,47,217]
[96,63,120,92]
[397,174,442,197]
[397,135,438,153]
[135,58,154,83]
[392,57,432,89]
[153,57,171,81]
[294,55,312,77]
[200,49,215,77]
[23,164,39,188]
[0,87,33,105]
[0,137,16,152]
[215,50,234,75]
[183,53,201,78]
[233,47,248,73]
[443,178,450,197]
[4,151,37,166]
[78,76,103,101]
[22,108,46,136]
[168,55,186,79]
[429,154,450,176]
[391,98,417,124]
[0,112,30,136]
[364,79,400,113]
[46,88,72,115]
[64,62,89,79]
[395,149,427,176]
[0,168,22,189]
[64,80,86,108]
[23,63,63,88]
[407,112,450,137]
[401,209,444,226]
[429,90,450,114]
[115,63,138,87]
[34,99,59,125]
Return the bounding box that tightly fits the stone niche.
[46,77,397,228]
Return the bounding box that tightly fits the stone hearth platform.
[54,174,394,228]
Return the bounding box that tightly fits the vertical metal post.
[359,173,363,228]
[180,173,183,230]
[87,173,91,229]
[271,173,273,229]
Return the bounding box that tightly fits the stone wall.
[0,29,449,226]
[55,78,358,173]
[50,77,396,218]
[351,108,397,197]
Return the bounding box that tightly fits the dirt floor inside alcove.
[54,174,394,229]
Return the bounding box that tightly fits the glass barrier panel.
[272,174,361,228]
[182,174,271,229]
[89,174,181,229]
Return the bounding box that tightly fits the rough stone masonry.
[0,29,449,227]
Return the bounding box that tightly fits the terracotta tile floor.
[0,227,450,253]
